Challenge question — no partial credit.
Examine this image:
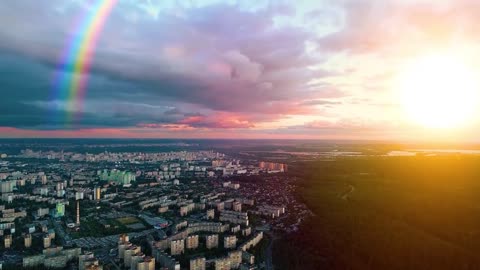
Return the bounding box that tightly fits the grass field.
[116,216,141,225]
[274,156,480,270]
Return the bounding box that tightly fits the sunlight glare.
[396,53,480,129]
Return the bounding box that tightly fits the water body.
[387,149,480,156]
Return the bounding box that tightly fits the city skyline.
[2,0,480,141]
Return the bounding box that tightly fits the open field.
[116,216,141,225]
[274,156,480,270]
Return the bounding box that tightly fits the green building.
[55,202,65,218]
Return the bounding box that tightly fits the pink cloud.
[179,114,255,129]
[138,112,257,129]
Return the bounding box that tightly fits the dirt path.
[341,184,355,200]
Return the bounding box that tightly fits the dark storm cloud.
[0,0,344,130]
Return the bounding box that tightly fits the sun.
[396,53,480,129]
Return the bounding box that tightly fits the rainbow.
[53,0,118,126]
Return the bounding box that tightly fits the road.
[109,258,121,270]
[265,232,278,270]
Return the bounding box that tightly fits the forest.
[274,155,480,270]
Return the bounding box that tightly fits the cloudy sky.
[1,0,480,140]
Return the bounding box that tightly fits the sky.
[1,0,480,140]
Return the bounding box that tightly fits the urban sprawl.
[0,149,312,270]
